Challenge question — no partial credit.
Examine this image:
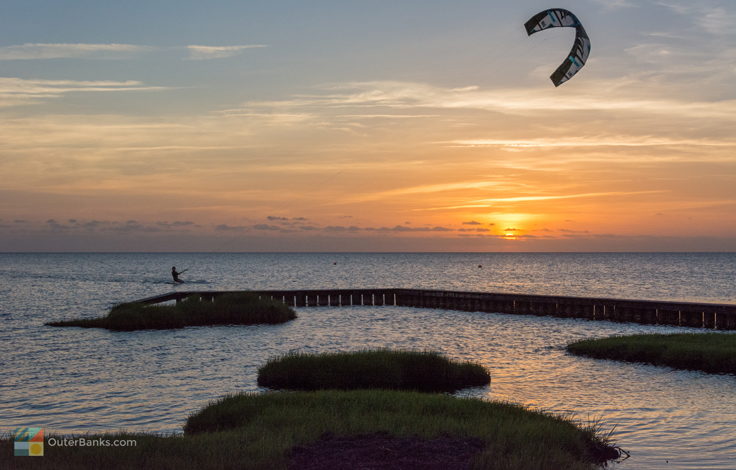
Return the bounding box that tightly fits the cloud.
[0,43,149,60]
[213,223,296,233]
[448,137,736,150]
[252,224,282,231]
[365,225,453,232]
[0,43,268,62]
[215,224,247,232]
[344,180,510,204]
[0,77,166,107]
[698,6,733,35]
[558,229,591,236]
[186,45,266,60]
[472,191,666,204]
[589,0,635,9]
[657,1,735,36]
[42,218,187,233]
[324,225,361,232]
[106,220,160,233]
[244,80,736,126]
[462,220,482,225]
[265,216,310,227]
[215,110,313,125]
[10,215,734,252]
[290,224,458,234]
[156,221,198,229]
[421,191,668,211]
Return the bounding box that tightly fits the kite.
[524,9,591,86]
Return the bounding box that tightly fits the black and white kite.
[525,9,591,87]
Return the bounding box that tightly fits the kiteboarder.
[171,266,187,283]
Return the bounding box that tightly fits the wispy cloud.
[216,109,313,125]
[0,43,149,60]
[421,191,667,211]
[344,180,509,203]
[0,43,268,61]
[0,77,167,107]
[698,6,734,36]
[657,1,736,35]
[448,137,736,149]
[470,191,666,204]
[244,80,736,120]
[186,44,267,60]
[588,0,636,9]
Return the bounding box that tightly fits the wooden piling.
[131,288,736,330]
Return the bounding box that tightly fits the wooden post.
[127,289,736,330]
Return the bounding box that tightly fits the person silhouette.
[171,266,187,283]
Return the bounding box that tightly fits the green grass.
[257,350,491,392]
[567,333,736,374]
[1,390,620,470]
[46,293,296,331]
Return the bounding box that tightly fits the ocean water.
[0,252,735,469]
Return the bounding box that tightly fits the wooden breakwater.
[132,288,736,330]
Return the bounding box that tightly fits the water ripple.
[0,253,735,470]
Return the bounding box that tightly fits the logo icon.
[13,428,44,456]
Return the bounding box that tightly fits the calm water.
[1,252,735,469]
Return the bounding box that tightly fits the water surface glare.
[1,253,735,470]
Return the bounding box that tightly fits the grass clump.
[567,333,736,374]
[46,293,296,331]
[257,350,490,392]
[183,390,619,469]
[0,392,620,469]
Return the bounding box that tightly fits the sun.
[492,213,533,241]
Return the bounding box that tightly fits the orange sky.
[0,1,734,251]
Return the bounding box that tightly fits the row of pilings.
[133,288,736,330]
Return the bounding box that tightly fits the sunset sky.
[0,0,734,251]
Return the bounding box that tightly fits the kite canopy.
[525,8,591,86]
